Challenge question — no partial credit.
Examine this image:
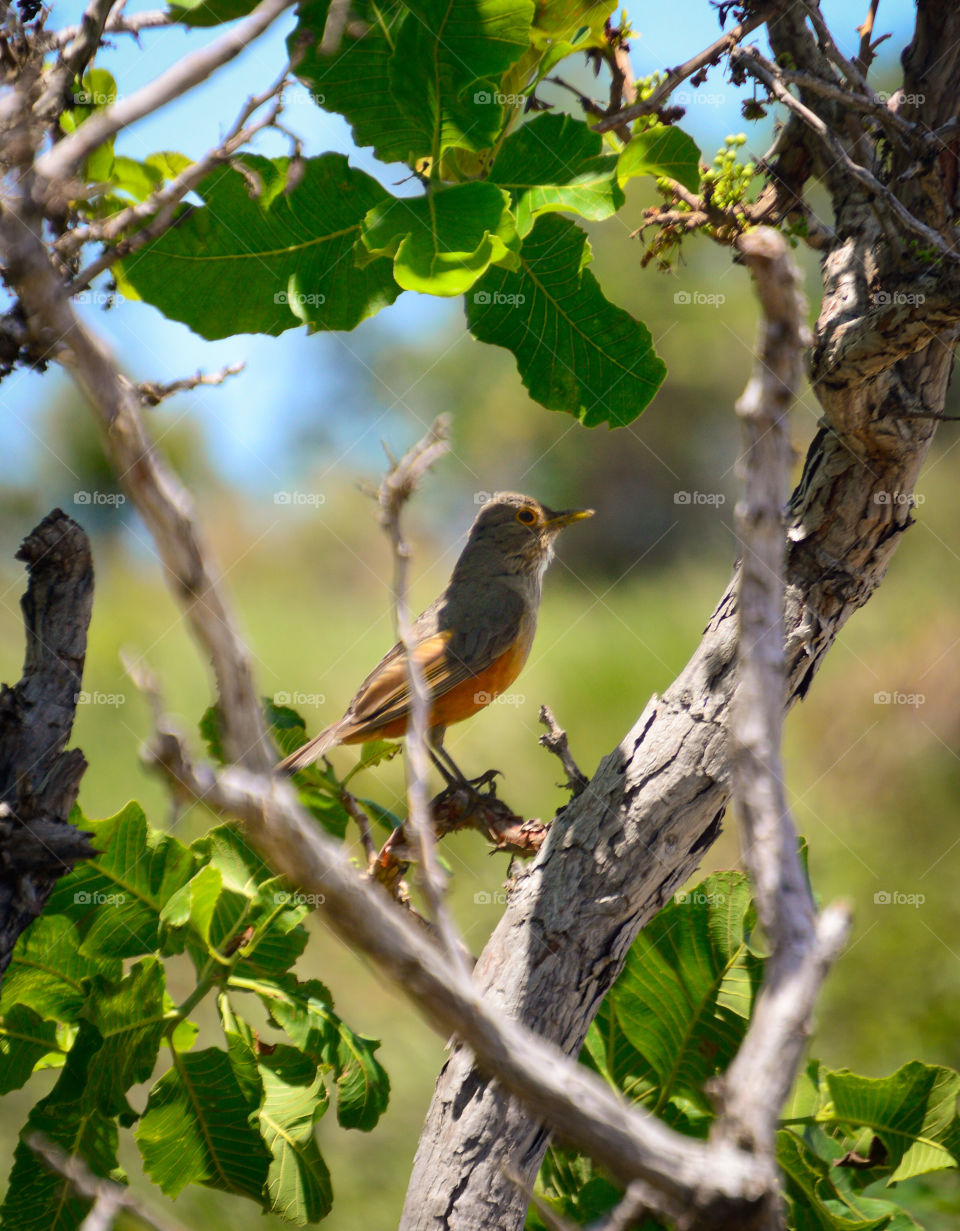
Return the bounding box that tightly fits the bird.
[276,492,593,779]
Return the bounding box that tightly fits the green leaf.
[357,738,403,770]
[45,802,196,959]
[389,0,535,158]
[0,1005,61,1094]
[618,124,702,193]
[79,958,167,1121]
[611,871,763,1116]
[777,1130,921,1231]
[1,1030,123,1231]
[199,704,226,764]
[1,915,121,1021]
[821,1061,960,1182]
[118,154,401,338]
[489,113,624,237]
[245,975,389,1130]
[289,0,424,166]
[533,1146,624,1228]
[168,0,261,25]
[362,182,518,296]
[465,214,666,426]
[220,994,332,1223]
[258,1046,333,1224]
[137,1046,272,1202]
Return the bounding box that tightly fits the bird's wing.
[344,585,525,731]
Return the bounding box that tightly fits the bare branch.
[44,9,174,49]
[592,4,772,133]
[712,229,851,1179]
[136,362,246,406]
[28,1134,191,1231]
[375,417,469,971]
[731,43,960,261]
[35,0,297,185]
[538,704,588,796]
[142,721,771,1223]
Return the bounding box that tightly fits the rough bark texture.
[401,8,960,1228]
[0,510,96,978]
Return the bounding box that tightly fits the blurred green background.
[3,2,960,1227]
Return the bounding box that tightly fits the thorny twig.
[137,362,246,406]
[538,705,588,796]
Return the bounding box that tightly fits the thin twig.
[340,788,378,867]
[28,1134,191,1231]
[137,362,246,406]
[43,8,173,49]
[35,0,297,185]
[712,229,851,1172]
[731,44,959,261]
[798,0,872,95]
[34,0,121,119]
[375,416,469,973]
[538,705,588,796]
[592,4,771,133]
[856,0,882,74]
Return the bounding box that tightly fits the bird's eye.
[516,507,537,525]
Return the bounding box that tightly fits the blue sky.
[1,0,917,490]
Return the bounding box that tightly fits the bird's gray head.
[451,492,593,582]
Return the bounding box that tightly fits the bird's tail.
[276,719,350,775]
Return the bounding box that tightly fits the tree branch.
[34,0,296,185]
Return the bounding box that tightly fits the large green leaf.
[465,214,666,426]
[488,112,623,236]
[168,0,261,25]
[0,1005,61,1095]
[243,975,389,1131]
[289,0,424,165]
[118,154,401,338]
[0,915,120,1020]
[0,1030,123,1231]
[137,1046,271,1202]
[258,1046,333,1224]
[362,182,518,295]
[219,995,332,1223]
[611,871,763,1116]
[821,1062,960,1183]
[618,124,702,194]
[45,802,196,959]
[389,0,535,157]
[79,958,167,1121]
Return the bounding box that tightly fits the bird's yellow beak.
[546,507,594,528]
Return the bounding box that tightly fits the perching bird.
[276,492,592,778]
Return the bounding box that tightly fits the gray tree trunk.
[400,6,960,1228]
